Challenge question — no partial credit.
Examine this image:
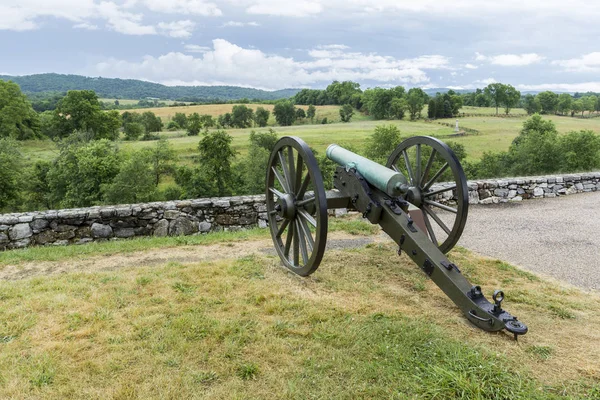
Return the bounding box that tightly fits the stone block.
[510,196,523,202]
[34,230,58,245]
[154,219,169,237]
[199,221,212,233]
[169,217,198,236]
[533,187,544,197]
[9,223,33,240]
[0,232,8,243]
[30,219,49,232]
[91,223,113,238]
[114,228,135,238]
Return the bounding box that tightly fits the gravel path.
[457,191,600,291]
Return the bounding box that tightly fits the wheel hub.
[406,186,422,207]
[276,193,297,219]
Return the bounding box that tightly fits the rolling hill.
[0,73,300,102]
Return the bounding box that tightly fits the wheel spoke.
[296,221,309,266]
[272,167,290,194]
[420,149,437,189]
[296,196,315,207]
[269,210,278,216]
[422,209,438,245]
[278,150,293,194]
[295,153,303,194]
[296,173,311,198]
[287,147,296,191]
[423,205,452,235]
[293,220,299,266]
[269,186,286,199]
[424,199,458,214]
[284,220,294,258]
[297,215,314,252]
[276,218,290,238]
[297,208,317,227]
[415,144,422,187]
[402,150,415,186]
[423,184,457,198]
[423,162,449,191]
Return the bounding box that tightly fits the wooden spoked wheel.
[386,136,468,254]
[266,136,328,276]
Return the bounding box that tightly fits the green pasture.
[17,112,600,167]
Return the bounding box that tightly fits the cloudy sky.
[1,0,600,92]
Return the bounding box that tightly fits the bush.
[124,122,145,141]
[160,184,184,201]
[364,125,402,164]
[559,130,600,172]
[321,117,328,124]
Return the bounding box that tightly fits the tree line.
[522,92,599,117]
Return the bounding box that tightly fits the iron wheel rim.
[266,136,328,276]
[386,136,468,253]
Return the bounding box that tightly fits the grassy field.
[17,110,600,167]
[0,219,599,398]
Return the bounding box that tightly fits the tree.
[104,151,157,204]
[583,96,597,115]
[390,97,408,119]
[0,80,41,140]
[199,114,215,128]
[0,138,24,210]
[508,115,560,175]
[53,90,121,139]
[23,161,52,210]
[249,129,278,152]
[231,105,254,128]
[218,113,232,128]
[140,111,163,133]
[571,99,584,117]
[523,94,542,115]
[198,130,236,196]
[364,125,402,164]
[557,94,573,115]
[363,87,395,119]
[273,101,296,126]
[307,105,316,122]
[339,104,354,122]
[503,85,520,114]
[47,139,121,208]
[406,88,426,120]
[172,113,188,129]
[254,107,270,127]
[124,122,145,140]
[240,138,271,194]
[295,108,307,120]
[484,83,507,115]
[427,99,436,119]
[187,113,201,136]
[537,91,559,115]
[559,130,600,171]
[142,138,177,186]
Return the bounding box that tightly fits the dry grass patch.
[1,229,599,398]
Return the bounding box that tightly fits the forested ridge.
[0,73,300,102]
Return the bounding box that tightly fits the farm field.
[0,220,598,398]
[17,112,600,167]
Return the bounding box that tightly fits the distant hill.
[423,88,474,96]
[0,73,300,102]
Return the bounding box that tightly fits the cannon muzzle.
[326,144,409,197]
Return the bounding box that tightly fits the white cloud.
[552,52,600,72]
[0,0,214,35]
[475,78,497,85]
[157,20,195,38]
[245,0,323,17]
[464,63,478,69]
[516,82,600,93]
[73,22,98,30]
[475,53,544,66]
[132,0,222,16]
[184,44,211,53]
[94,39,450,90]
[222,21,261,27]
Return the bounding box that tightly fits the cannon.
[265,136,528,339]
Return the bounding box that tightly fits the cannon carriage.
[266,135,528,339]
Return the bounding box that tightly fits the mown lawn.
[0,220,599,399]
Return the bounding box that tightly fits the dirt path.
[0,233,377,281]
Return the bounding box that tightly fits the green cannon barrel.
[326,144,409,196]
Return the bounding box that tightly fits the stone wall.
[0,196,268,251]
[1,172,599,251]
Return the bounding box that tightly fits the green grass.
[0,229,599,398]
[17,112,600,167]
